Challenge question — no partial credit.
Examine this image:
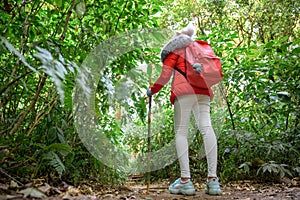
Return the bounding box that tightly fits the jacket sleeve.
[150,52,179,94]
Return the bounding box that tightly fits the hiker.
[146,24,222,195]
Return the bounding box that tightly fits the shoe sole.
[205,189,221,195]
[169,188,196,196]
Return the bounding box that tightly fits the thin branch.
[218,83,235,131]
[114,0,128,34]
[60,0,77,44]
[7,1,43,84]
[197,16,205,35]
[1,13,17,36]
[9,75,47,135]
[0,168,24,186]
[26,93,59,136]
[0,71,32,95]
[219,83,239,151]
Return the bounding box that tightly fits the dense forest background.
[1,0,299,187]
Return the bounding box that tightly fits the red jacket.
[150,41,213,104]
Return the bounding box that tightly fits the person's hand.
[147,88,154,97]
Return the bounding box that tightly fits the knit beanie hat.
[176,24,195,37]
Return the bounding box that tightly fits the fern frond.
[44,143,72,154]
[44,151,65,177]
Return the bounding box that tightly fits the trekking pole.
[146,95,152,194]
[146,64,152,194]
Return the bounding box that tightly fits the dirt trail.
[128,182,300,200]
[0,180,299,199]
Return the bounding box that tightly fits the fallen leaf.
[19,187,46,198]
[33,178,45,186]
[66,186,81,196]
[0,184,8,190]
[100,193,115,199]
[38,183,51,193]
[9,180,18,188]
[79,184,94,194]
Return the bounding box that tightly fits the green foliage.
[257,161,293,180]
[44,151,66,177]
[218,129,299,182]
[0,0,164,185]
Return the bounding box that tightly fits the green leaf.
[147,64,152,85]
[0,37,38,73]
[54,0,62,7]
[44,143,72,153]
[292,47,300,55]
[268,69,275,82]
[45,151,65,176]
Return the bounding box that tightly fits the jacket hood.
[160,35,193,62]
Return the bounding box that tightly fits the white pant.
[174,94,218,178]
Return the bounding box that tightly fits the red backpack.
[175,40,223,89]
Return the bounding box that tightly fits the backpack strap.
[174,46,188,78]
[174,40,197,78]
[174,66,186,78]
